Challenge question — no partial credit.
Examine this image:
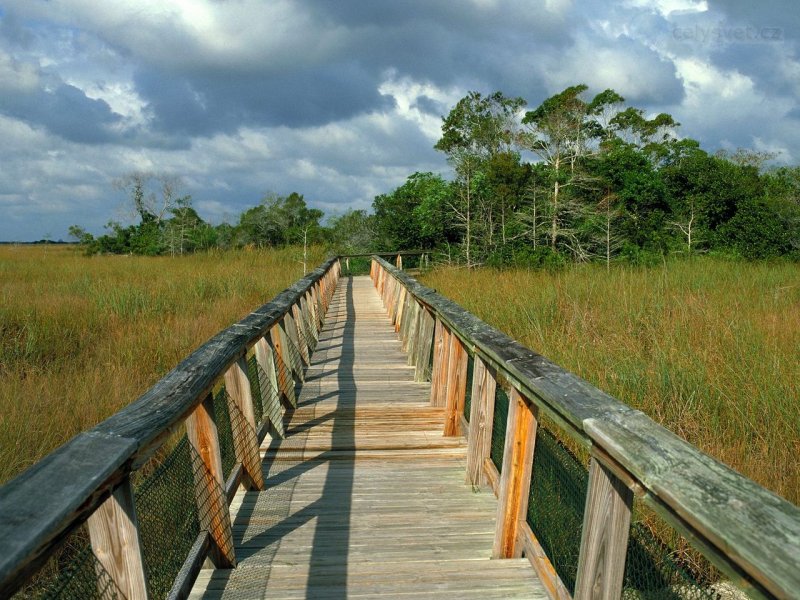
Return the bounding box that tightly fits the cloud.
[0,0,798,240]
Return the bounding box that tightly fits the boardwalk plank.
[190,276,544,600]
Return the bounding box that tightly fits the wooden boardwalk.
[190,276,545,599]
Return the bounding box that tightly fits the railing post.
[466,356,497,486]
[304,290,319,341]
[291,303,311,366]
[406,301,422,366]
[269,325,297,407]
[430,319,451,407]
[185,393,236,568]
[283,312,307,378]
[443,332,468,436]
[493,388,538,559]
[414,307,436,382]
[278,313,304,381]
[395,288,407,333]
[224,357,265,490]
[574,458,634,600]
[87,477,150,600]
[254,338,285,437]
[396,254,402,269]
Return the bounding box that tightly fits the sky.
[0,0,797,241]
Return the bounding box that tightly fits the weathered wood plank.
[373,256,800,598]
[223,358,265,490]
[443,333,468,437]
[253,337,285,437]
[493,388,537,559]
[414,307,436,382]
[466,357,497,487]
[86,477,149,600]
[574,457,633,600]
[184,394,236,568]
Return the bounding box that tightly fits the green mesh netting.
[490,386,509,472]
[134,436,200,599]
[246,354,264,426]
[527,426,588,595]
[463,354,475,422]
[623,503,724,599]
[212,386,236,479]
[13,530,120,600]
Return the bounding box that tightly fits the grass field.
[0,244,327,485]
[420,258,800,505]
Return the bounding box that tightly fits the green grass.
[420,257,800,505]
[0,244,328,485]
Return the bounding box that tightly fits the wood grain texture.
[493,388,538,559]
[429,318,445,406]
[443,333,468,437]
[253,338,285,438]
[291,304,310,366]
[269,325,297,408]
[372,257,800,598]
[87,478,149,600]
[466,357,497,487]
[224,358,265,490]
[414,307,436,383]
[184,394,236,568]
[519,521,573,600]
[574,458,633,600]
[191,275,545,600]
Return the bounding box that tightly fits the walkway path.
[190,276,545,599]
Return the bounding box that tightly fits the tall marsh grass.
[421,258,799,504]
[0,245,327,484]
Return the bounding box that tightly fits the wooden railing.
[370,256,799,600]
[0,258,341,599]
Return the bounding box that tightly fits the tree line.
[72,84,799,265]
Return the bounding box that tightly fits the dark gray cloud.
[0,82,123,143]
[0,0,797,240]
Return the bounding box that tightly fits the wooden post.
[493,388,538,559]
[305,291,319,341]
[396,254,402,269]
[466,356,497,486]
[185,393,236,568]
[414,308,436,382]
[269,325,296,407]
[406,301,422,366]
[443,333,468,436]
[574,458,634,600]
[254,338,285,437]
[345,257,350,273]
[278,316,303,382]
[87,478,150,600]
[300,295,318,347]
[224,357,265,490]
[395,288,407,334]
[430,320,451,407]
[289,307,310,367]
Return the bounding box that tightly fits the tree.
[373,172,453,250]
[519,85,606,256]
[435,91,526,266]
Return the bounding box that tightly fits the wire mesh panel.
[134,436,200,599]
[250,352,285,437]
[212,386,237,480]
[622,501,724,600]
[13,528,120,600]
[463,354,475,422]
[526,426,589,595]
[245,354,264,426]
[490,386,510,472]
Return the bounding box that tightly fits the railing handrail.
[0,256,339,597]
[338,250,428,258]
[372,255,799,600]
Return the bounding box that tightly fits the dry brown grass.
[420,258,800,505]
[0,244,328,484]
